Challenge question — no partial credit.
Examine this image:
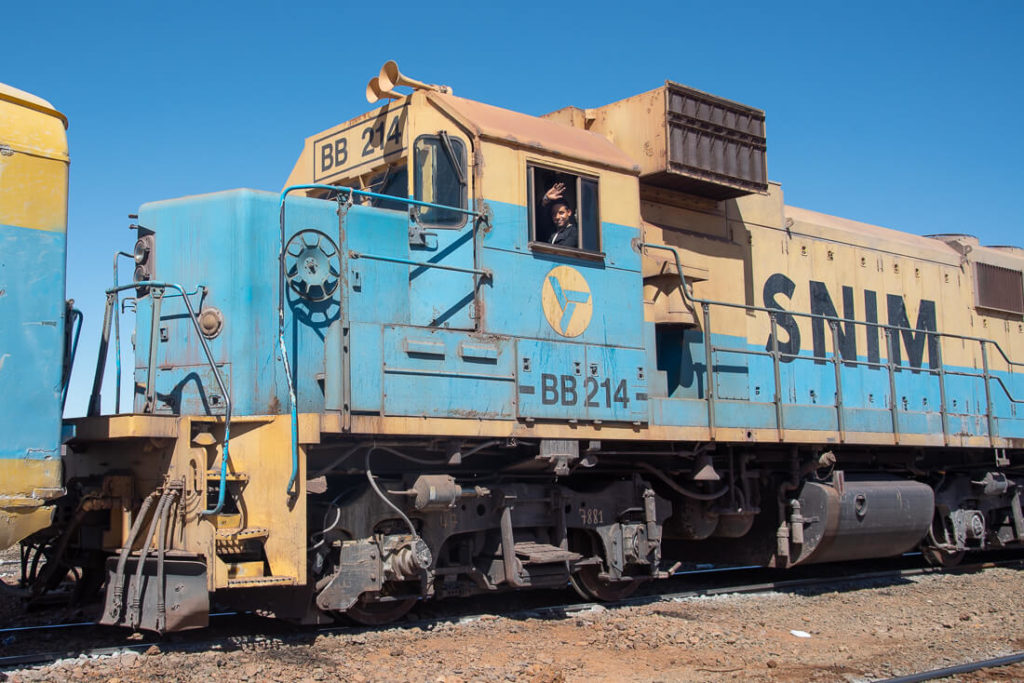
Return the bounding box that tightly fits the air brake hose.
[128,490,172,628]
[107,491,159,622]
[636,462,729,501]
[155,489,178,632]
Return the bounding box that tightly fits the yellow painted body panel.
[0,458,61,550]
[738,194,1024,376]
[324,413,1017,450]
[0,83,69,233]
[285,91,641,231]
[67,415,306,590]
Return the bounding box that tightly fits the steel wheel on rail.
[568,530,642,602]
[922,516,966,568]
[343,596,418,626]
[570,564,641,602]
[922,545,965,568]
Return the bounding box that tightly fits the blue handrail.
[112,251,134,414]
[103,281,232,516]
[277,184,485,498]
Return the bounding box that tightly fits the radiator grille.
[976,262,1024,316]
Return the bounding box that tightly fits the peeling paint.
[0,353,9,372]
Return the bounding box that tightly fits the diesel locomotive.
[2,62,1022,631]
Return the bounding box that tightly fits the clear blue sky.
[4,0,1021,416]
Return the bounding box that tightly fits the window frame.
[527,162,603,259]
[412,133,469,230]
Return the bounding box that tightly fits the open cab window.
[319,160,409,211]
[528,164,601,256]
[413,133,467,228]
[365,163,408,211]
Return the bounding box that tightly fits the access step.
[206,470,249,483]
[216,527,269,541]
[225,575,298,588]
[514,542,582,565]
[215,527,269,553]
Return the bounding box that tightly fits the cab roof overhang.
[426,92,640,176]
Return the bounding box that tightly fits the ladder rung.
[216,527,269,541]
[226,576,297,588]
[206,471,249,482]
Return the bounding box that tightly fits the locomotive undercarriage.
[19,422,1024,631]
[303,440,674,623]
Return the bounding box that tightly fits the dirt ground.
[1,559,1023,682]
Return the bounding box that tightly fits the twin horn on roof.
[366,61,453,104]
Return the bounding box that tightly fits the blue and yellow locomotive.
[3,62,1023,630]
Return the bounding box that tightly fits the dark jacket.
[550,221,578,247]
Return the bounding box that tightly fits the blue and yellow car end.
[0,83,69,550]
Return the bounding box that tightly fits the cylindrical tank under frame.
[783,475,935,566]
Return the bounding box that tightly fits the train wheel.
[570,564,640,602]
[568,530,641,602]
[922,546,965,568]
[344,596,418,626]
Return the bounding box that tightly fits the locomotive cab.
[285,84,650,427]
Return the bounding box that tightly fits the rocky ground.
[1,554,1022,682]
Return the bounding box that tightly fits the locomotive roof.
[427,92,640,174]
[0,82,68,128]
[785,205,962,264]
[786,204,1024,270]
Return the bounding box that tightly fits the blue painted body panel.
[125,189,1024,442]
[652,328,1024,439]
[134,190,338,416]
[515,339,648,422]
[381,325,515,418]
[131,190,652,425]
[408,228,475,329]
[0,224,65,459]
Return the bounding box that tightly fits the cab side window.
[528,165,601,254]
[366,164,408,212]
[413,133,467,227]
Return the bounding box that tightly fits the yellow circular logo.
[541,266,593,337]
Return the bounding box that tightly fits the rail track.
[877,651,1024,683]
[2,554,1022,675]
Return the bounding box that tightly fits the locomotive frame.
[3,62,1023,631]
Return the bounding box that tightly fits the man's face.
[551,204,573,229]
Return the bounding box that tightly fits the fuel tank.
[790,477,934,565]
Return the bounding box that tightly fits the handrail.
[112,251,134,414]
[60,305,83,411]
[278,184,486,498]
[348,249,492,278]
[88,281,232,516]
[290,183,485,218]
[641,242,1024,365]
[640,242,1024,443]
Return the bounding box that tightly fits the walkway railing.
[642,243,1024,446]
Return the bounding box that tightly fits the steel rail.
[878,651,1024,683]
[3,557,1020,672]
[60,305,83,411]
